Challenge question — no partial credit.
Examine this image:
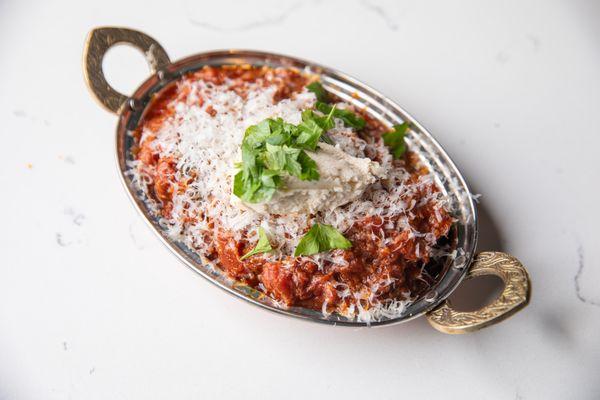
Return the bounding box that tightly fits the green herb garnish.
[240,227,273,260]
[382,123,408,159]
[234,81,369,203]
[315,102,366,130]
[294,223,352,257]
[306,81,330,103]
[307,81,366,130]
[233,117,322,203]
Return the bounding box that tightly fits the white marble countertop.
[1,0,599,399]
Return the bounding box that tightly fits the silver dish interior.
[115,50,478,327]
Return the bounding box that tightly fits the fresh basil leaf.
[281,120,298,138]
[297,150,319,181]
[382,123,408,159]
[268,119,282,136]
[264,144,302,172]
[294,229,320,256]
[233,170,245,198]
[251,185,277,203]
[282,145,301,158]
[266,133,287,146]
[302,108,335,132]
[234,116,322,203]
[315,104,336,144]
[282,146,302,177]
[260,169,281,188]
[265,143,287,170]
[284,156,302,177]
[316,102,365,130]
[306,81,330,103]
[240,227,273,260]
[234,171,261,201]
[297,117,323,150]
[244,120,271,148]
[320,104,336,130]
[294,223,352,257]
[241,143,259,178]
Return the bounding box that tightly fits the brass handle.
[426,251,531,334]
[83,27,170,114]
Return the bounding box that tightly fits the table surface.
[1,0,599,399]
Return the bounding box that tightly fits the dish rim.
[113,49,479,327]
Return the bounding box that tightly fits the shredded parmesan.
[128,73,452,323]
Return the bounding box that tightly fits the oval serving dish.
[83,27,530,333]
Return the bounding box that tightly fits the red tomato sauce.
[133,65,453,315]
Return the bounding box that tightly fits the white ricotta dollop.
[235,142,386,215]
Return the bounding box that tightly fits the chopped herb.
[235,81,369,203]
[382,123,408,159]
[300,108,336,145]
[233,117,322,203]
[244,120,272,148]
[297,150,319,181]
[315,102,366,130]
[240,227,273,260]
[294,223,352,257]
[296,115,323,150]
[265,143,300,171]
[306,80,366,130]
[306,81,330,103]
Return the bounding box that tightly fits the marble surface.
[1,0,599,399]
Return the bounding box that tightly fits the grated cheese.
[128,74,452,323]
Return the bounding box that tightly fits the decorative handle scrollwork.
[83,27,170,114]
[426,252,531,334]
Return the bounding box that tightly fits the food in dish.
[128,65,454,322]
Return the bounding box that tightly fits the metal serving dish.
[83,27,531,333]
